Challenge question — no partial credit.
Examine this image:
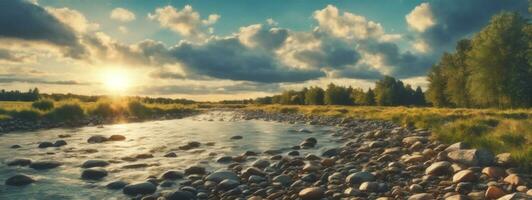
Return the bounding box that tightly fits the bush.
[46,104,85,122]
[31,100,54,111]
[127,101,152,119]
[89,102,126,119]
[9,109,41,121]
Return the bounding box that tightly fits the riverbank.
[0,100,201,133]
[2,110,531,199]
[244,105,532,170]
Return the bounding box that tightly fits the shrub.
[89,102,127,119]
[31,100,54,111]
[127,101,152,119]
[46,104,85,122]
[9,109,41,121]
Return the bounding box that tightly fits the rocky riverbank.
[3,110,531,200]
[0,111,200,134]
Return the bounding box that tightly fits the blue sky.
[0,0,527,101]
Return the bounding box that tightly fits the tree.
[445,39,472,107]
[467,12,531,108]
[413,86,426,106]
[365,88,376,106]
[304,87,325,105]
[426,60,451,107]
[350,88,366,105]
[324,83,352,105]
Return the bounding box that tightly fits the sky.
[0,0,528,101]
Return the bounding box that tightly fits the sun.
[101,68,131,92]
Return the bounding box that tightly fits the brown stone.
[321,158,335,167]
[299,187,324,200]
[481,167,506,179]
[485,186,505,199]
[503,174,526,186]
[408,193,434,200]
[452,170,476,183]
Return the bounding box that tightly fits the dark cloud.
[0,76,91,85]
[137,82,281,95]
[168,37,325,83]
[249,27,289,50]
[0,49,26,63]
[0,0,86,58]
[422,0,528,49]
[361,41,433,78]
[329,64,383,80]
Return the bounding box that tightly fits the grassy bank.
[0,99,198,124]
[245,105,532,170]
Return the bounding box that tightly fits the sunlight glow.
[102,68,131,93]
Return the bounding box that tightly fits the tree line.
[254,76,426,106]
[426,12,531,108]
[0,88,40,101]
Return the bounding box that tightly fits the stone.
[108,135,126,141]
[230,135,243,140]
[205,170,240,183]
[300,137,317,148]
[81,160,109,168]
[485,186,505,199]
[455,182,473,194]
[447,149,493,166]
[495,153,513,166]
[273,174,292,186]
[160,180,174,187]
[408,193,434,200]
[444,195,468,200]
[107,181,128,189]
[216,156,233,163]
[87,135,108,143]
[298,128,313,133]
[5,174,35,186]
[402,136,428,146]
[452,170,476,183]
[445,142,468,152]
[7,158,31,166]
[251,159,270,168]
[161,171,184,180]
[166,190,195,200]
[29,160,61,170]
[322,148,339,157]
[10,144,21,149]
[299,187,324,200]
[346,171,376,185]
[135,154,153,159]
[248,175,266,183]
[503,174,525,186]
[38,142,54,148]
[164,152,177,157]
[81,169,108,180]
[53,140,67,147]
[123,182,157,196]
[184,165,205,175]
[409,184,423,193]
[241,167,265,179]
[321,158,335,167]
[482,167,506,179]
[217,179,240,191]
[425,161,452,175]
[497,193,529,200]
[359,181,379,192]
[516,186,527,193]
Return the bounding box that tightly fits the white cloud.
[314,5,387,41]
[110,8,136,22]
[412,39,430,53]
[148,5,219,40]
[405,3,435,32]
[266,18,278,26]
[202,14,220,25]
[46,7,100,33]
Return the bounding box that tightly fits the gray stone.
[5,174,35,186]
[81,160,109,168]
[123,182,157,196]
[425,161,452,175]
[81,169,108,180]
[29,160,61,170]
[346,171,376,185]
[205,170,240,183]
[447,149,493,166]
[106,181,128,189]
[87,135,108,143]
[7,158,31,166]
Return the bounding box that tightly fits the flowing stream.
[0,111,342,200]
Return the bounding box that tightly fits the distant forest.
[0,88,195,104]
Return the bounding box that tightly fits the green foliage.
[324,83,352,105]
[127,101,153,119]
[428,12,531,108]
[9,109,41,121]
[31,99,54,111]
[374,76,424,106]
[46,104,85,122]
[305,87,324,105]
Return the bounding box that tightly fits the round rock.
[5,174,35,186]
[122,182,157,196]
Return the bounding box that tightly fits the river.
[0,111,342,199]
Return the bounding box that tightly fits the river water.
[0,111,342,200]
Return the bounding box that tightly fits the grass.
[245,105,532,171]
[0,99,198,123]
